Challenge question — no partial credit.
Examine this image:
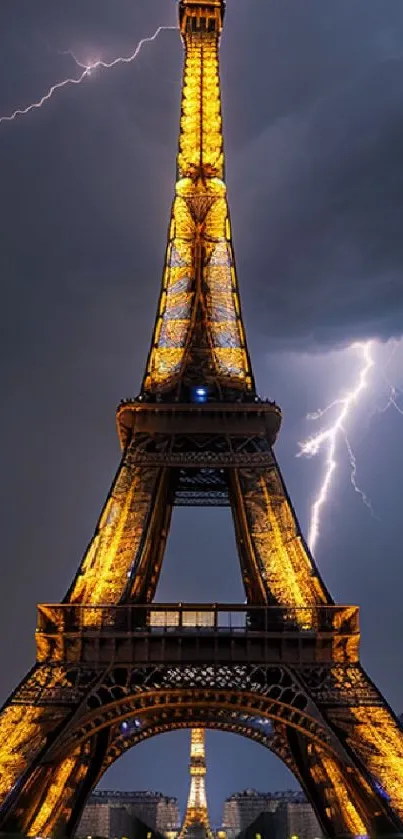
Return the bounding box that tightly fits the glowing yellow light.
[311,749,368,835]
[0,706,48,804]
[68,455,169,610]
[346,707,403,819]
[234,467,328,627]
[179,729,213,839]
[28,749,85,837]
[144,23,253,393]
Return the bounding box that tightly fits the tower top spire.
[142,0,253,398]
[179,1,226,35]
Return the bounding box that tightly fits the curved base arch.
[2,682,397,839]
[0,662,402,839]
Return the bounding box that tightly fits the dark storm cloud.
[233,60,403,350]
[222,0,403,351]
[2,1,403,356]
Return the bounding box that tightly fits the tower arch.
[2,669,398,839]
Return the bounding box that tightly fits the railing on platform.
[36,603,359,637]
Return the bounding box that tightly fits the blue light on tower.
[119,718,142,735]
[374,782,390,801]
[193,386,208,403]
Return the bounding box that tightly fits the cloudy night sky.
[1,0,403,826]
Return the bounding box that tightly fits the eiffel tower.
[1,1,403,837]
[179,730,212,839]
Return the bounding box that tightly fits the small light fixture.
[193,386,208,403]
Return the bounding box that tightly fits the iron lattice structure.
[179,729,212,839]
[1,1,403,837]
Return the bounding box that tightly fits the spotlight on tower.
[119,718,142,735]
[193,386,208,403]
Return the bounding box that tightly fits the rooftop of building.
[225,790,306,803]
[90,790,178,804]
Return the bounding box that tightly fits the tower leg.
[0,663,110,836]
[299,663,403,832]
[230,461,330,614]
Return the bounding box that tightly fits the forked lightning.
[299,342,374,555]
[300,340,403,554]
[0,25,177,125]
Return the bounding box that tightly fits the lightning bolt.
[378,344,403,415]
[378,385,403,416]
[0,25,177,125]
[299,341,375,555]
[343,431,375,516]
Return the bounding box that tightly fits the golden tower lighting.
[179,729,213,839]
[0,3,402,838]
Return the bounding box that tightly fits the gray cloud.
[223,3,403,350]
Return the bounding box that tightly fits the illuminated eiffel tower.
[179,730,212,839]
[1,1,403,837]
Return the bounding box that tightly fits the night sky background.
[1,0,403,827]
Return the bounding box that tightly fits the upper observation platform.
[116,396,282,450]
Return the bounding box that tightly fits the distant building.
[77,800,131,839]
[131,815,169,839]
[76,790,180,839]
[275,800,322,839]
[233,811,277,839]
[222,790,305,838]
[234,805,322,839]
